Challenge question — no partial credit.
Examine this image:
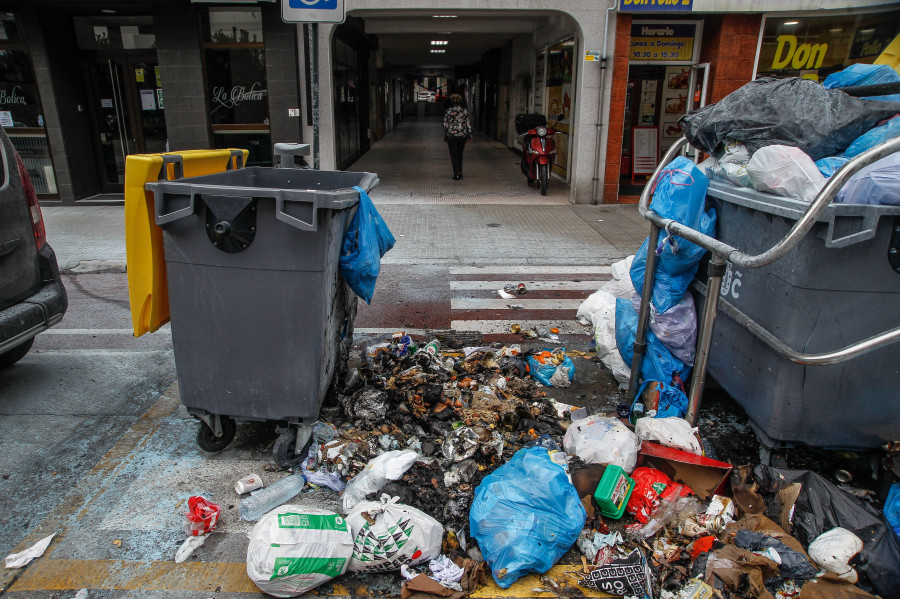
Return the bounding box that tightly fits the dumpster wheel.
[273,426,314,469]
[196,416,236,453]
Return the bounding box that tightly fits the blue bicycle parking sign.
[282,0,345,23]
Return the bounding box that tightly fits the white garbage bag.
[563,415,639,472]
[746,145,826,203]
[246,506,354,597]
[576,290,630,384]
[341,450,418,513]
[712,140,752,188]
[635,416,703,455]
[346,495,443,573]
[809,527,864,583]
[630,292,697,366]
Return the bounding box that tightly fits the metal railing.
[629,135,900,425]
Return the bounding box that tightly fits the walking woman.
[442,94,472,180]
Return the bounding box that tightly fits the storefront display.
[545,39,575,179]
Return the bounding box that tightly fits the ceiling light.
[431,40,448,46]
[101,8,116,13]
[783,21,799,25]
[432,15,457,18]
[829,27,842,33]
[430,49,446,54]
[859,28,875,34]
[438,31,453,35]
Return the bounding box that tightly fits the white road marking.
[450,320,589,334]
[449,280,606,291]
[449,265,611,275]
[451,298,585,310]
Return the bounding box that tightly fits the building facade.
[1,0,897,205]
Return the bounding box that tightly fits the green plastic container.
[593,464,635,519]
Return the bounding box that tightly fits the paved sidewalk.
[41,118,649,272]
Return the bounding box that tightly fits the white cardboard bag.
[563,415,639,472]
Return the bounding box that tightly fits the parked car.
[0,125,67,368]
[417,90,436,102]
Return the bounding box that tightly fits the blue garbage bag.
[835,151,900,206]
[824,63,900,103]
[631,158,716,313]
[815,156,850,178]
[339,186,396,304]
[886,483,900,540]
[526,350,575,387]
[634,379,689,418]
[470,446,586,588]
[841,115,900,159]
[615,297,691,385]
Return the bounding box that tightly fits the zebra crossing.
[447,264,612,335]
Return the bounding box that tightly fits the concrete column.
[262,4,303,146]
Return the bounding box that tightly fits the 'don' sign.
[770,35,827,70]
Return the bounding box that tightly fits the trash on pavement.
[563,414,640,472]
[626,466,692,524]
[885,482,900,538]
[631,291,698,366]
[631,380,690,421]
[526,349,575,387]
[746,145,826,203]
[347,494,442,573]
[247,505,354,597]
[400,556,486,599]
[808,527,864,583]
[239,474,306,522]
[184,496,222,536]
[235,474,264,495]
[4,533,56,569]
[469,446,586,588]
[175,535,206,564]
[577,289,631,384]
[635,416,703,455]
[593,465,635,519]
[617,298,691,389]
[638,442,732,500]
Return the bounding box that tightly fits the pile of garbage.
[680,65,900,205]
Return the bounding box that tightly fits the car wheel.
[0,337,35,370]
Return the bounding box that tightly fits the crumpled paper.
[4,533,56,569]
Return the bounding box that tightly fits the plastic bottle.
[239,473,306,521]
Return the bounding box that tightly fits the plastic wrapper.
[710,139,752,187]
[346,495,442,573]
[886,483,900,538]
[563,415,639,472]
[469,446,586,588]
[339,186,396,304]
[815,156,850,178]
[576,549,652,596]
[635,416,702,455]
[443,427,481,462]
[834,150,900,206]
[616,298,692,387]
[246,505,353,597]
[631,291,697,365]
[632,380,689,419]
[526,349,575,387]
[341,450,418,513]
[746,145,826,203]
[823,63,900,102]
[631,157,715,314]
[184,496,221,536]
[626,467,692,523]
[677,77,900,160]
[753,465,900,598]
[809,527,864,582]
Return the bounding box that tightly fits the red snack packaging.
[625,467,692,523]
[184,496,221,536]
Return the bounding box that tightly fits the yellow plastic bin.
[125,149,247,337]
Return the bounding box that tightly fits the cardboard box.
[638,441,733,500]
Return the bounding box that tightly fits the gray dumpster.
[695,179,900,449]
[146,167,378,462]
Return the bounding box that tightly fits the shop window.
[757,12,900,81]
[202,8,270,166]
[74,16,156,50]
[0,14,56,196]
[545,39,575,180]
[333,37,360,170]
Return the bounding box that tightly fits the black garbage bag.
[734,529,819,584]
[754,465,900,598]
[677,77,900,160]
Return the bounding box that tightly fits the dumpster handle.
[692,279,900,365]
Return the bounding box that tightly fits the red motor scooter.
[516,114,556,196]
